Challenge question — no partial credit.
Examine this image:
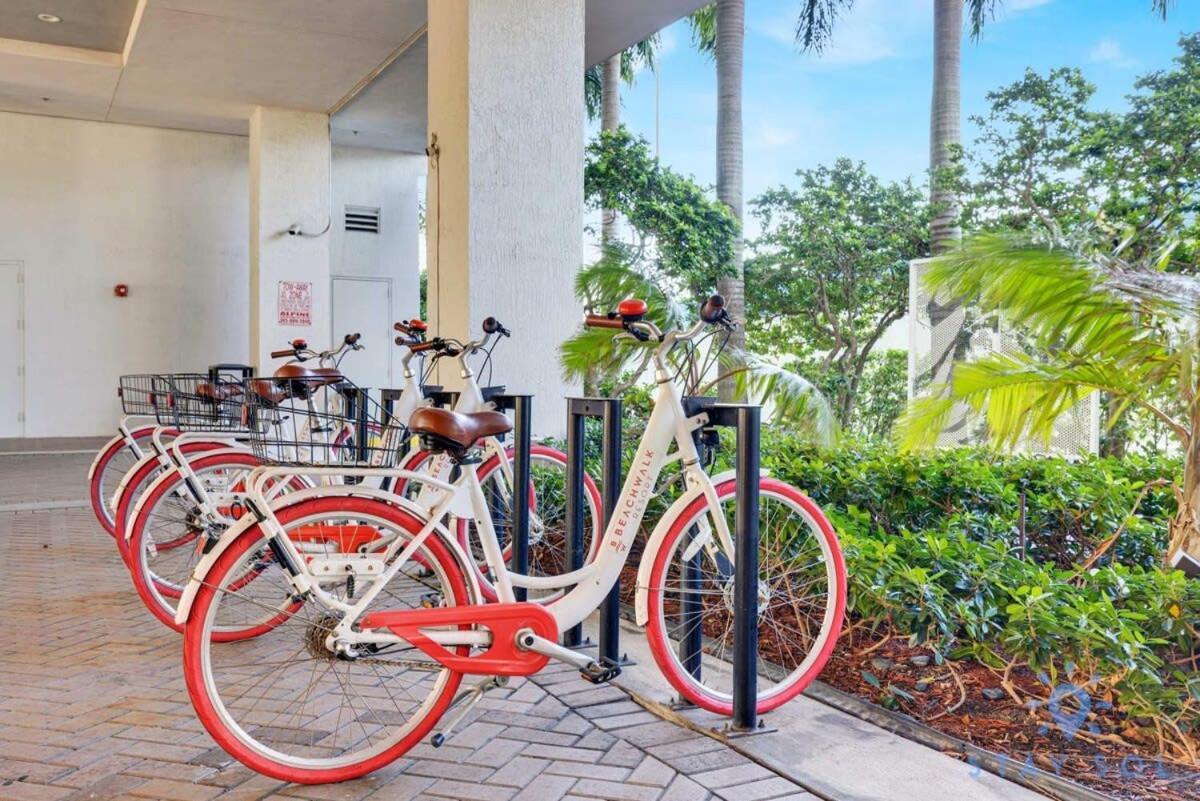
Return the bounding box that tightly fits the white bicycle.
[174,293,847,784]
[122,321,600,632]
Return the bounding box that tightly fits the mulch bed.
[820,630,1200,801]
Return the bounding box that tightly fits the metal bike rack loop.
[678,399,763,732]
[491,394,533,603]
[563,397,627,664]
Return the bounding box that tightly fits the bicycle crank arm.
[516,630,621,684]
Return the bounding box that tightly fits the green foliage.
[896,234,1195,457]
[789,349,907,441]
[965,67,1098,234]
[758,439,1197,757]
[965,34,1200,269]
[764,439,1176,568]
[836,520,1200,757]
[748,159,929,424]
[585,127,738,295]
[689,1,854,57]
[584,36,659,121]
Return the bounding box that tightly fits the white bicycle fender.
[87,432,125,482]
[111,452,163,514]
[124,447,250,543]
[173,486,475,626]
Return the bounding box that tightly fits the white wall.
[330,145,424,385]
[427,0,584,436]
[249,108,331,373]
[0,111,248,437]
[0,113,422,438]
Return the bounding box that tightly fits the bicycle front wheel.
[183,496,470,784]
[644,477,846,715]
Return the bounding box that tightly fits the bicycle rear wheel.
[644,477,846,715]
[182,496,470,783]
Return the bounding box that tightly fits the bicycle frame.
[187,327,735,658]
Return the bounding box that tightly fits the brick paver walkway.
[0,455,813,801]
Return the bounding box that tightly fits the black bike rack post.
[731,404,761,732]
[207,363,255,383]
[676,401,763,732]
[563,397,627,662]
[491,394,533,603]
[340,386,371,463]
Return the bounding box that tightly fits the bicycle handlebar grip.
[699,293,726,324]
[269,348,295,359]
[344,332,362,345]
[482,317,511,336]
[585,314,624,330]
[409,341,438,353]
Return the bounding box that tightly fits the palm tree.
[691,1,851,399]
[898,234,1200,571]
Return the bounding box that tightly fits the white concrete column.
[249,107,332,371]
[426,0,584,434]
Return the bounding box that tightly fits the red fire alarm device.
[114,284,129,297]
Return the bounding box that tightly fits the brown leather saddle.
[272,363,344,399]
[408,408,512,457]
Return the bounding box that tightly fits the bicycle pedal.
[580,657,621,685]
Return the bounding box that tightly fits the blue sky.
[607,0,1200,238]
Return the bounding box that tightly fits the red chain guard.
[360,602,558,676]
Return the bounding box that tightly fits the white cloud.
[750,0,1056,67]
[753,0,926,67]
[1089,37,1139,68]
[753,122,799,149]
[1007,0,1053,10]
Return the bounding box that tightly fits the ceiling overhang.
[0,0,708,150]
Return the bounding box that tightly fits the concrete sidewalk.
[588,619,1050,801]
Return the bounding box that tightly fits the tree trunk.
[715,0,745,402]
[930,0,962,256]
[600,54,621,244]
[1167,423,1200,573]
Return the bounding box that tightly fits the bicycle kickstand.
[431,675,509,748]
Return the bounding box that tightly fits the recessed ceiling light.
[37,13,62,24]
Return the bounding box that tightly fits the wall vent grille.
[345,205,381,234]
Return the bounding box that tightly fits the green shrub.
[762,437,1177,569]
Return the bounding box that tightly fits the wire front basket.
[153,373,250,432]
[117,374,164,416]
[244,382,406,468]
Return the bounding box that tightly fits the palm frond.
[706,353,836,445]
[965,0,1002,41]
[561,252,683,384]
[899,233,1194,451]
[584,64,602,122]
[796,0,856,53]
[688,4,716,60]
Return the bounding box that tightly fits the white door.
[0,262,24,437]
[331,276,393,391]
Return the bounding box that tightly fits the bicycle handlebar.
[584,314,624,330]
